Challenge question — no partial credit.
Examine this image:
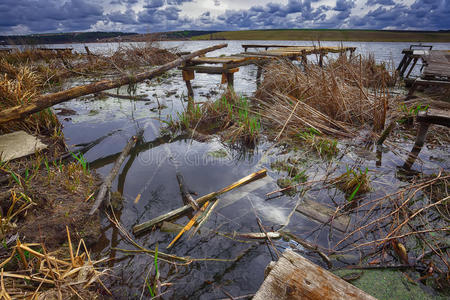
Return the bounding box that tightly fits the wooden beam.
[133,169,267,235]
[254,250,376,300]
[417,108,450,128]
[182,66,239,75]
[0,43,227,125]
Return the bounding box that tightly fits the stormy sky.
[1,0,449,35]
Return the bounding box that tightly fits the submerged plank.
[254,250,376,300]
[296,199,350,232]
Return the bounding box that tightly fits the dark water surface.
[53,41,450,299]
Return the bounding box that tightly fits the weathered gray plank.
[296,199,350,232]
[254,250,376,300]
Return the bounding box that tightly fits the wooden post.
[318,52,324,67]
[256,65,263,87]
[405,57,419,78]
[349,48,355,59]
[403,122,430,170]
[400,56,413,77]
[182,69,195,107]
[397,53,408,71]
[226,72,234,88]
[301,51,307,66]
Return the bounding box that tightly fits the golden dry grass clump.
[0,59,60,134]
[255,55,393,138]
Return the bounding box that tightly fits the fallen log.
[133,169,267,235]
[90,130,143,214]
[0,44,227,124]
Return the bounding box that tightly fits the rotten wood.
[133,169,267,235]
[254,250,376,300]
[176,172,199,210]
[0,44,227,125]
[90,130,143,214]
[376,120,396,145]
[166,200,210,248]
[296,199,350,233]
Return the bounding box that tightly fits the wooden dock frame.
[403,108,450,169]
[180,45,356,98]
[397,44,433,78]
[254,250,376,300]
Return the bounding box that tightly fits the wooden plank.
[182,66,239,74]
[254,250,376,300]
[422,50,450,78]
[296,199,350,232]
[182,70,195,81]
[133,169,267,235]
[417,108,450,127]
[190,56,251,64]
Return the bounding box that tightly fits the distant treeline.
[0,31,221,45]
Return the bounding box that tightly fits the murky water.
[53,41,450,299]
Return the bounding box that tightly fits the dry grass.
[76,42,177,76]
[0,228,108,299]
[256,55,394,139]
[0,60,61,134]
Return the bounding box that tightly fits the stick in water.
[133,169,267,235]
[90,130,143,214]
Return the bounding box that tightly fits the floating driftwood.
[0,44,227,124]
[254,250,376,300]
[90,130,143,214]
[133,169,267,235]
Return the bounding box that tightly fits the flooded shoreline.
[0,41,448,299]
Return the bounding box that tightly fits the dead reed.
[0,227,109,299]
[77,42,177,76]
[256,54,393,139]
[0,59,61,134]
[334,172,449,290]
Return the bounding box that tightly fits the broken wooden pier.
[397,44,450,98]
[403,108,450,169]
[181,45,356,97]
[254,250,376,300]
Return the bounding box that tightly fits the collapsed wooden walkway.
[397,44,450,97]
[181,45,356,97]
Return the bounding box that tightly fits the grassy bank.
[0,43,178,298]
[192,29,450,42]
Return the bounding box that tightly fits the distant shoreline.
[1,29,450,45]
[191,29,450,43]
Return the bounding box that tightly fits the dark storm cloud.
[349,0,450,30]
[366,0,395,5]
[1,0,448,34]
[0,0,103,33]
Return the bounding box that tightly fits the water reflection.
[52,40,450,298]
